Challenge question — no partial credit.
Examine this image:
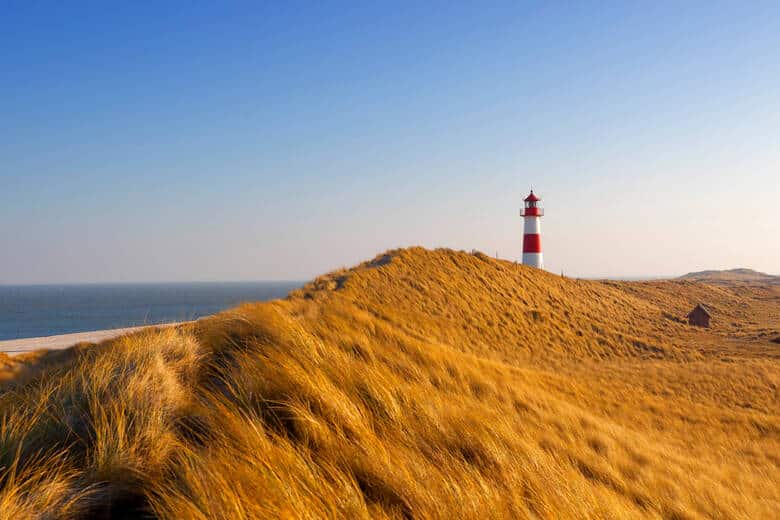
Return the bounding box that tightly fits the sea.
[0,281,302,341]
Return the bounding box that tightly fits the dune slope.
[0,248,778,518]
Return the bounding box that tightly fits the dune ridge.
[678,268,779,284]
[0,247,777,518]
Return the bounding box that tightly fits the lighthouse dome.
[524,191,541,202]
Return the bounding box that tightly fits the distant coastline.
[0,281,301,342]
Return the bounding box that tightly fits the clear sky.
[1,1,778,283]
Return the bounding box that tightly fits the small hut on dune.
[686,304,711,328]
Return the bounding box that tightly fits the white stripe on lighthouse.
[523,217,541,234]
[522,252,543,268]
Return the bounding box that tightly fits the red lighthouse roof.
[524,190,541,202]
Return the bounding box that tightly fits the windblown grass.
[0,248,778,518]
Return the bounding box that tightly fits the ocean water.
[0,282,301,341]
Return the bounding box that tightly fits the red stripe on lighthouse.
[522,234,541,253]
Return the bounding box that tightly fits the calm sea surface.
[0,282,301,341]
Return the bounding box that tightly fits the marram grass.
[1,248,777,518]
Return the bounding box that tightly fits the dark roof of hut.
[686,303,711,317]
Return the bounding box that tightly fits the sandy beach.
[0,322,183,356]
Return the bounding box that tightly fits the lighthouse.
[521,190,544,268]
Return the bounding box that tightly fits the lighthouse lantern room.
[520,190,544,268]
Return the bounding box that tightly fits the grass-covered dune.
[1,247,778,518]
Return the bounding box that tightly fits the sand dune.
[0,248,777,518]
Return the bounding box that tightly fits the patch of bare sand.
[0,323,184,356]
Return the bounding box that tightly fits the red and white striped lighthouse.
[520,190,544,268]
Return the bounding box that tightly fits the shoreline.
[0,322,184,356]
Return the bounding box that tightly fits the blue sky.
[1,1,778,282]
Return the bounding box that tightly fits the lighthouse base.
[522,252,543,269]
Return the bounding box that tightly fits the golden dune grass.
[0,247,777,518]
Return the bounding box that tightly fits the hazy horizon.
[2,2,779,283]
[0,255,773,286]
